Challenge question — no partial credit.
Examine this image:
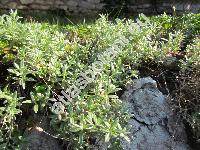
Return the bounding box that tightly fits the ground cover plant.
[0,10,199,149]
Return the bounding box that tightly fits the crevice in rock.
[131,116,154,132]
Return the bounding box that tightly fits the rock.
[7,2,18,9]
[55,0,64,6]
[131,87,167,124]
[163,56,178,69]
[59,5,68,11]
[30,4,50,10]
[87,0,101,4]
[22,126,62,150]
[121,77,190,150]
[162,3,171,7]
[0,0,199,15]
[22,116,62,150]
[66,0,78,7]
[138,4,152,9]
[0,0,11,5]
[174,3,185,11]
[121,120,189,150]
[17,5,28,9]
[95,3,105,10]
[20,0,34,5]
[34,0,54,5]
[128,77,157,91]
[167,112,188,142]
[80,1,96,9]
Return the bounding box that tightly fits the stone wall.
[0,0,199,15]
[127,0,200,14]
[0,0,105,15]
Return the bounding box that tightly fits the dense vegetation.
[0,11,199,149]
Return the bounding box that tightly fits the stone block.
[30,4,51,10]
[7,2,18,9]
[163,3,171,7]
[191,4,200,9]
[80,1,95,9]
[95,3,104,10]
[20,0,34,5]
[66,0,78,7]
[34,0,54,5]
[0,0,11,5]
[87,0,101,4]
[59,5,68,10]
[137,4,151,9]
[132,0,152,5]
[142,4,151,8]
[68,6,77,11]
[173,3,184,11]
[17,5,28,9]
[55,0,64,6]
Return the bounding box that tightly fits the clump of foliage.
[0,11,131,149]
[0,10,199,149]
[0,87,22,149]
[175,37,200,145]
[151,13,200,44]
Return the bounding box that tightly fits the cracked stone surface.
[22,127,62,150]
[121,77,190,150]
[130,88,167,125]
[21,116,62,150]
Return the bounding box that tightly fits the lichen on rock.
[121,77,190,150]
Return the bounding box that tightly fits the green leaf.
[105,122,110,128]
[33,104,38,113]
[14,62,20,69]
[108,95,119,99]
[105,133,110,142]
[70,117,74,124]
[13,109,21,115]
[22,100,32,104]
[79,132,84,145]
[120,133,130,142]
[117,123,122,130]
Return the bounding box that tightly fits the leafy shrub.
[0,10,199,149]
[151,13,200,44]
[176,37,200,144]
[0,87,22,149]
[175,69,200,144]
[1,11,132,149]
[185,37,200,68]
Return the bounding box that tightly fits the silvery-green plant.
[0,10,199,149]
[0,87,22,149]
